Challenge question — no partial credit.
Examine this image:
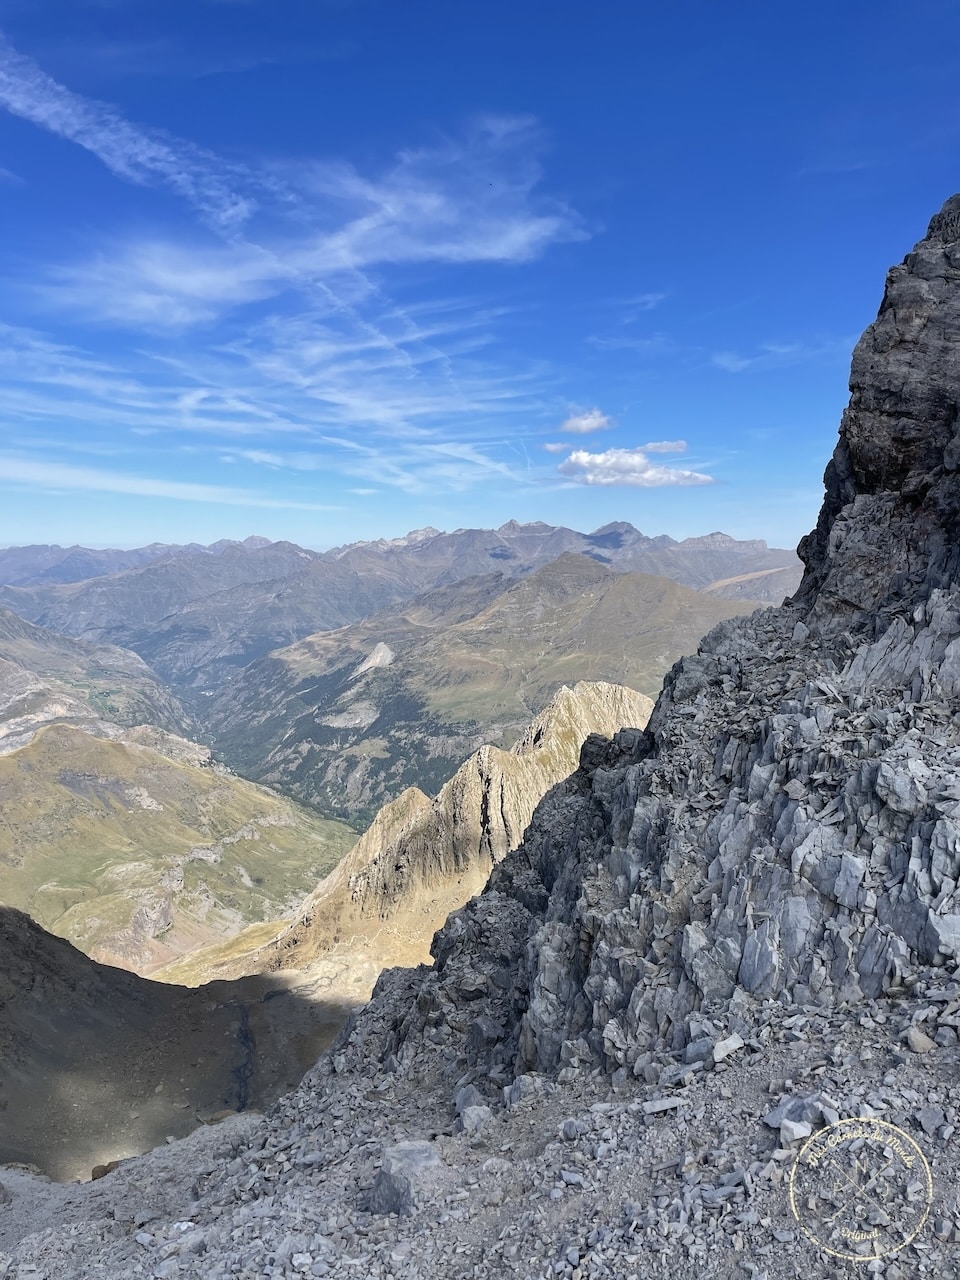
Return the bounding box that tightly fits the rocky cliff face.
[797,194,960,621]
[328,193,960,1089]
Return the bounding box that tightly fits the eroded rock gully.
[5,196,960,1279]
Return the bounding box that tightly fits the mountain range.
[0,535,278,587]
[0,523,800,695]
[206,554,759,824]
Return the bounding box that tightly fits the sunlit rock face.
[327,194,960,1088]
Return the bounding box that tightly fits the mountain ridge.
[157,680,653,988]
[0,525,800,695]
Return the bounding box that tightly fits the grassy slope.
[0,723,355,973]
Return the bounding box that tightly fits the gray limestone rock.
[363,1141,443,1217]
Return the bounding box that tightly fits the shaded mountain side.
[156,681,653,987]
[208,555,758,825]
[0,907,352,1181]
[0,724,355,974]
[0,607,189,753]
[318,193,960,1094]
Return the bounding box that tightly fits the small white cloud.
[348,487,377,495]
[641,439,687,454]
[558,446,713,488]
[560,408,613,435]
[542,441,567,453]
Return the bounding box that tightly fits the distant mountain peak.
[401,527,441,543]
[590,521,639,536]
[497,519,553,533]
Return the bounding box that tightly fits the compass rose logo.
[789,1118,933,1261]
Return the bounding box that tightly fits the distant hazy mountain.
[208,553,763,824]
[0,606,189,752]
[0,540,406,691]
[328,520,801,598]
[0,722,355,974]
[0,523,799,694]
[0,535,276,587]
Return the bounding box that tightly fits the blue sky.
[0,0,958,551]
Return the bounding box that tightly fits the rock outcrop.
[328,193,960,1089]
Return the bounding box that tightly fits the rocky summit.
[3,197,960,1278]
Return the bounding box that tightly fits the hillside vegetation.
[0,724,355,973]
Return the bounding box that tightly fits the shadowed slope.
[0,908,349,1181]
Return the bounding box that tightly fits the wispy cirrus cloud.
[586,331,676,356]
[0,454,337,508]
[558,443,713,488]
[221,437,527,495]
[0,34,584,508]
[0,34,260,231]
[38,240,284,328]
[618,291,667,322]
[28,116,583,332]
[711,338,852,373]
